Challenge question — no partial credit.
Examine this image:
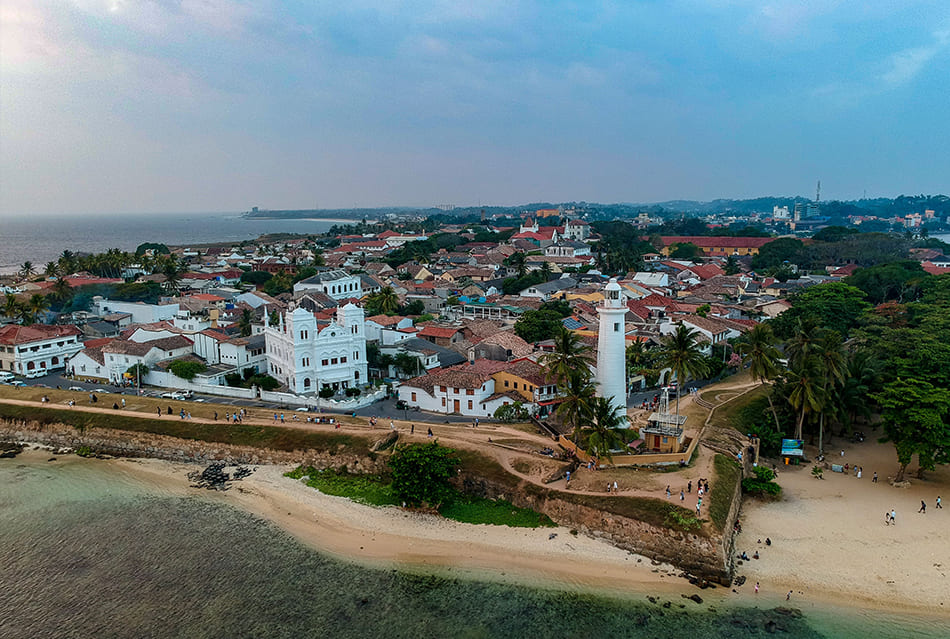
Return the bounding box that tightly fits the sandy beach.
[735,437,950,615]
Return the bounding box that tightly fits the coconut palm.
[839,350,881,430]
[814,330,845,454]
[541,325,594,385]
[736,323,783,430]
[44,261,60,279]
[51,277,73,306]
[19,261,35,281]
[371,286,399,314]
[784,319,821,370]
[58,250,76,275]
[160,256,185,294]
[785,357,825,441]
[584,396,627,461]
[555,368,597,443]
[657,324,710,416]
[3,293,21,321]
[506,252,528,278]
[237,308,254,337]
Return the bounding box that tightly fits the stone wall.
[460,472,733,584]
[0,419,386,475]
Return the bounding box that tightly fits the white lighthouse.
[596,278,628,419]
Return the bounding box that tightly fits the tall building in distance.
[595,278,628,420]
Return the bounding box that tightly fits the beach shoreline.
[13,443,949,622]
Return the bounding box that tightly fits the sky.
[1,1,949,216]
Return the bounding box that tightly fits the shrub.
[389,442,460,507]
[494,401,530,423]
[169,360,207,380]
[742,465,782,497]
[345,387,361,397]
[319,387,334,399]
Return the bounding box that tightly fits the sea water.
[0,455,946,639]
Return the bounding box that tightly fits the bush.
[319,387,334,399]
[249,374,280,391]
[345,387,361,397]
[169,360,207,380]
[224,372,243,387]
[742,465,782,497]
[494,401,530,423]
[389,442,460,507]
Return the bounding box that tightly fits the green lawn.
[285,465,555,527]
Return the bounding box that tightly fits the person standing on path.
[687,480,692,493]
[410,423,414,434]
[680,489,685,501]
[613,480,618,493]
[919,500,927,514]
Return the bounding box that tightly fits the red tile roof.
[0,324,81,345]
[418,325,460,339]
[659,236,775,249]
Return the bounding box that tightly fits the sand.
[735,437,950,614]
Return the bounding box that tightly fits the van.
[0,372,15,383]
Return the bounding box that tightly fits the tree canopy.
[388,442,460,507]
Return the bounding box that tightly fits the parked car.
[160,391,187,400]
[68,386,84,392]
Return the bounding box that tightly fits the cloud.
[880,28,950,86]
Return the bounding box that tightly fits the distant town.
[2,197,949,423]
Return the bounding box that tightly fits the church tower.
[596,278,628,419]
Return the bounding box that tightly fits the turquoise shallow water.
[0,456,946,639]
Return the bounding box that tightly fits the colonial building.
[292,270,363,301]
[263,303,368,394]
[0,324,83,378]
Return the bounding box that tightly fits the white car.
[68,386,84,392]
[160,391,187,400]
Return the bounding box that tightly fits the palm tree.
[785,358,825,441]
[737,323,783,430]
[584,396,627,461]
[3,293,21,321]
[541,326,594,386]
[555,369,597,443]
[51,277,73,306]
[373,286,399,314]
[237,308,254,337]
[44,261,60,279]
[814,331,845,454]
[160,256,184,294]
[657,324,709,416]
[27,293,50,321]
[784,319,820,370]
[19,261,35,281]
[539,261,553,280]
[58,250,76,275]
[626,340,657,390]
[506,252,527,278]
[839,350,881,430]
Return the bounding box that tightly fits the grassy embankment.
[285,465,556,528]
[709,454,742,531]
[0,403,371,454]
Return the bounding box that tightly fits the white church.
[263,303,368,395]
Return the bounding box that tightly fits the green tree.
[657,324,709,416]
[873,379,950,481]
[505,252,528,278]
[262,272,293,296]
[785,357,825,441]
[51,277,73,306]
[168,360,207,380]
[366,286,399,315]
[724,255,741,275]
[556,369,597,442]
[669,242,702,260]
[44,261,60,279]
[751,237,804,271]
[3,293,22,321]
[626,340,658,388]
[696,303,710,318]
[583,396,626,461]
[237,308,254,337]
[240,270,274,286]
[19,261,35,281]
[844,260,927,304]
[513,309,564,343]
[742,465,782,497]
[540,326,594,385]
[814,331,845,455]
[389,442,460,507]
[772,283,870,338]
[250,374,280,391]
[736,323,783,431]
[126,363,149,384]
[159,256,185,294]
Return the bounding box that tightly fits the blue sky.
[2,1,948,215]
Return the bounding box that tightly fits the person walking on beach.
[754,582,759,594]
[680,489,685,501]
[919,500,927,514]
[565,470,571,485]
[786,591,792,601]
[872,471,878,483]
[884,511,890,526]
[937,496,943,509]
[890,509,896,525]
[666,485,671,498]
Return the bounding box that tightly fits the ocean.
[1,454,947,639]
[0,212,352,274]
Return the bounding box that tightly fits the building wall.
[1,335,82,377]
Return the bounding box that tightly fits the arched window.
[51,356,59,365]
[303,378,311,389]
[27,362,35,370]
[354,371,360,381]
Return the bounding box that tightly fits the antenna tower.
[816,180,821,203]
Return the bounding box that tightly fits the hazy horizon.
[3,2,948,217]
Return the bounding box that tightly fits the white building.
[95,335,195,384]
[92,297,179,325]
[562,218,591,241]
[263,303,368,394]
[595,278,628,418]
[0,324,83,378]
[292,270,362,301]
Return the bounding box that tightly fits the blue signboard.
[781,439,805,457]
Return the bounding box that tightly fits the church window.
[614,322,620,332]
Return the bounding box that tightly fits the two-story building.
[0,324,83,378]
[292,270,362,301]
